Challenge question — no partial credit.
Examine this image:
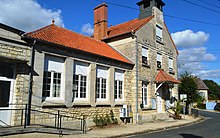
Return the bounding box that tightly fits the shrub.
[93,110,118,128]
[214,103,220,111]
[173,100,182,119]
[197,103,206,109]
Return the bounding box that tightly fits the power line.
[197,0,220,9]
[182,0,220,14]
[95,0,220,27]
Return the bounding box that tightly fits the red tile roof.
[25,24,132,64]
[103,16,154,40]
[155,70,180,84]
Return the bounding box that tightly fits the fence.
[0,104,86,134]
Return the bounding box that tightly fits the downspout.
[132,30,139,123]
[27,40,36,126]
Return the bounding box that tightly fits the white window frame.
[142,47,149,65]
[43,55,64,101]
[157,53,162,69]
[73,61,89,100]
[96,66,109,100]
[142,83,148,107]
[114,70,124,101]
[156,25,163,42]
[169,57,173,71]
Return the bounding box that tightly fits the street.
[130,110,220,138]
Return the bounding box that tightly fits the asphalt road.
[130,110,220,138]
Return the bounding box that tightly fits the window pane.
[43,71,51,97]
[73,75,79,99]
[52,72,61,97]
[101,79,106,98]
[80,75,87,98]
[114,80,117,99]
[119,81,123,99]
[96,78,100,98]
[142,56,148,65]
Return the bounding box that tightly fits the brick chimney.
[94,3,108,40]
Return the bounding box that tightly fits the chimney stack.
[94,3,108,40]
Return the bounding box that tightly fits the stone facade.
[0,25,31,126]
[106,6,179,123]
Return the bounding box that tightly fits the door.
[0,80,13,126]
[157,89,163,113]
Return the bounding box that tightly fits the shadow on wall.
[179,134,203,138]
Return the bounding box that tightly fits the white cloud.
[81,23,94,36]
[197,70,220,79]
[178,47,216,76]
[171,30,209,48]
[0,0,64,32]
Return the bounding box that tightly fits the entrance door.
[0,80,12,126]
[157,89,163,113]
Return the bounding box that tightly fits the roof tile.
[155,69,180,84]
[25,24,132,64]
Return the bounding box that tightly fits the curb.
[106,117,205,138]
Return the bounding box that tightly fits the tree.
[203,80,220,100]
[179,72,201,113]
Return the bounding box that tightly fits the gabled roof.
[155,69,180,84]
[196,78,209,90]
[103,16,154,40]
[25,24,132,64]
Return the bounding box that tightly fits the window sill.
[142,64,150,68]
[156,40,164,45]
[72,99,90,106]
[169,71,175,75]
[42,99,66,107]
[141,106,156,111]
[95,101,111,106]
[114,100,125,106]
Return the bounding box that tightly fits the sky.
[0,0,220,84]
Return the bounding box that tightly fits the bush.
[93,110,118,128]
[214,103,220,111]
[197,103,206,109]
[173,100,182,119]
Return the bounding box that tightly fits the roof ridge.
[108,18,138,29]
[133,16,154,32]
[26,24,54,35]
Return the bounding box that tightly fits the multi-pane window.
[157,53,162,69]
[142,83,148,106]
[73,62,89,100]
[142,47,149,66]
[43,55,64,99]
[114,70,124,100]
[169,58,173,72]
[156,25,163,42]
[96,66,108,100]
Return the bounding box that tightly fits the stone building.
[0,23,31,126]
[0,0,179,126]
[94,0,180,122]
[196,78,209,102]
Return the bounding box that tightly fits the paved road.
[130,110,220,138]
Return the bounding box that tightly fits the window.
[96,66,108,100]
[169,58,174,72]
[142,47,149,66]
[114,70,124,100]
[157,53,162,69]
[156,25,163,42]
[142,82,148,106]
[43,55,64,99]
[73,61,89,100]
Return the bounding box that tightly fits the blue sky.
[0,0,220,84]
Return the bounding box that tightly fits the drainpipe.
[132,30,139,123]
[26,40,36,126]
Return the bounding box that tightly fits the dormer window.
[156,25,163,42]
[142,47,149,67]
[157,53,162,69]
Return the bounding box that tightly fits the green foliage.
[214,103,220,111]
[93,110,118,128]
[203,80,220,100]
[179,72,199,105]
[173,100,182,119]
